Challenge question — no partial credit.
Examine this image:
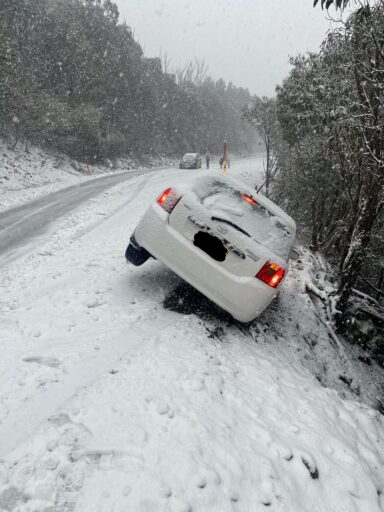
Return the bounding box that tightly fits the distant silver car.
[125,173,296,322]
[179,153,202,169]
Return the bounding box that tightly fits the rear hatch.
[168,176,294,277]
[181,154,196,167]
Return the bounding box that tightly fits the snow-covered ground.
[0,158,383,512]
[0,138,174,213]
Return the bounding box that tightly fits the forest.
[0,0,256,161]
[245,0,384,358]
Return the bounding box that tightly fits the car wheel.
[125,236,151,266]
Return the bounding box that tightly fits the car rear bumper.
[179,163,195,169]
[134,204,277,322]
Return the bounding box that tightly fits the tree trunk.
[336,173,380,324]
[377,268,384,301]
[310,198,319,251]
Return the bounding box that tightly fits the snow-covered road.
[0,157,383,512]
[0,168,158,265]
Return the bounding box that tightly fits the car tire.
[125,236,151,266]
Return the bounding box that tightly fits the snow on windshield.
[192,176,294,258]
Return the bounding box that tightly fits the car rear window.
[183,154,196,161]
[192,176,294,258]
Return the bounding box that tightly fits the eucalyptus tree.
[0,0,254,159]
[334,4,384,314]
[276,2,384,323]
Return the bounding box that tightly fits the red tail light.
[241,194,257,206]
[256,262,285,288]
[156,187,181,213]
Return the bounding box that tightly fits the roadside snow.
[0,138,174,213]
[0,160,383,511]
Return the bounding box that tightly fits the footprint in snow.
[58,422,92,449]
[44,457,60,471]
[0,487,26,511]
[85,297,105,308]
[194,468,221,488]
[168,499,192,512]
[55,463,85,510]
[74,448,145,471]
[48,412,71,427]
[156,402,170,416]
[23,356,62,369]
[159,482,172,498]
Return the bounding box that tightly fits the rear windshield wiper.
[211,216,251,238]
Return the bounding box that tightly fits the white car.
[125,173,296,322]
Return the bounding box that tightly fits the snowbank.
[0,138,175,213]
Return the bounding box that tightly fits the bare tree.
[175,58,208,87]
[243,96,279,197]
[160,50,172,74]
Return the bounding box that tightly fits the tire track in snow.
[70,174,154,242]
[0,169,157,266]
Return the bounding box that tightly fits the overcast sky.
[115,0,338,96]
